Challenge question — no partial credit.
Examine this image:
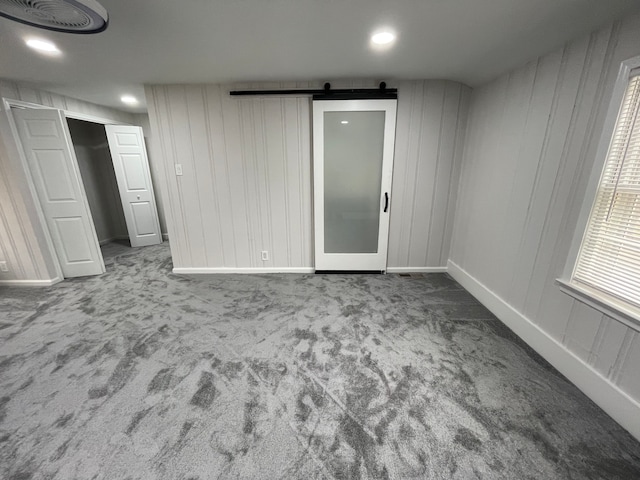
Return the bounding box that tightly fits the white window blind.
[573,72,640,310]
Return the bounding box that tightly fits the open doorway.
[8,105,163,280]
[67,118,129,248]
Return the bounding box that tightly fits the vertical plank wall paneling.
[0,79,135,283]
[388,81,471,269]
[449,15,640,412]
[145,80,470,271]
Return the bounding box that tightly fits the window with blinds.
[573,71,640,311]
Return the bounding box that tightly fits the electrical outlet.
[261,251,269,261]
[175,164,183,176]
[0,261,8,272]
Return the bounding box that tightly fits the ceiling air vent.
[0,0,108,34]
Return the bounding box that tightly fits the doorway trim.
[3,98,130,125]
[1,96,130,285]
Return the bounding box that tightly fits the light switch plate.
[175,164,183,176]
[0,261,8,272]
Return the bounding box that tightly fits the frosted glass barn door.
[313,99,397,271]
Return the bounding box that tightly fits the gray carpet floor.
[0,241,639,480]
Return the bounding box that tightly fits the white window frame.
[558,55,640,332]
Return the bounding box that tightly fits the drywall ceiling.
[0,0,638,113]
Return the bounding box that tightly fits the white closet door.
[13,108,105,278]
[105,125,162,247]
[313,99,397,271]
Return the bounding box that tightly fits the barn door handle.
[384,192,389,213]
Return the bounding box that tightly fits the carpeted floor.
[0,241,639,480]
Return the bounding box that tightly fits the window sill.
[556,279,640,333]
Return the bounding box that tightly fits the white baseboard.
[386,266,447,274]
[447,260,640,441]
[0,277,62,287]
[173,267,315,275]
[174,266,447,275]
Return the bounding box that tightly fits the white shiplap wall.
[0,79,135,283]
[145,80,470,272]
[449,16,640,437]
[389,81,470,269]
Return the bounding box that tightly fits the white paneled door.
[313,99,397,271]
[105,125,162,247]
[12,108,105,277]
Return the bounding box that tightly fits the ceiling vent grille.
[0,0,108,33]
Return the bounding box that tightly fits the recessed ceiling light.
[120,95,138,105]
[371,31,396,45]
[341,120,349,124]
[25,38,60,55]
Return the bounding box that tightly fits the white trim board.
[175,266,447,275]
[386,267,447,274]
[0,277,62,287]
[173,267,315,275]
[557,279,640,333]
[63,110,128,125]
[2,98,127,125]
[447,260,640,442]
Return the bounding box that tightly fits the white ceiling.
[1,0,639,113]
